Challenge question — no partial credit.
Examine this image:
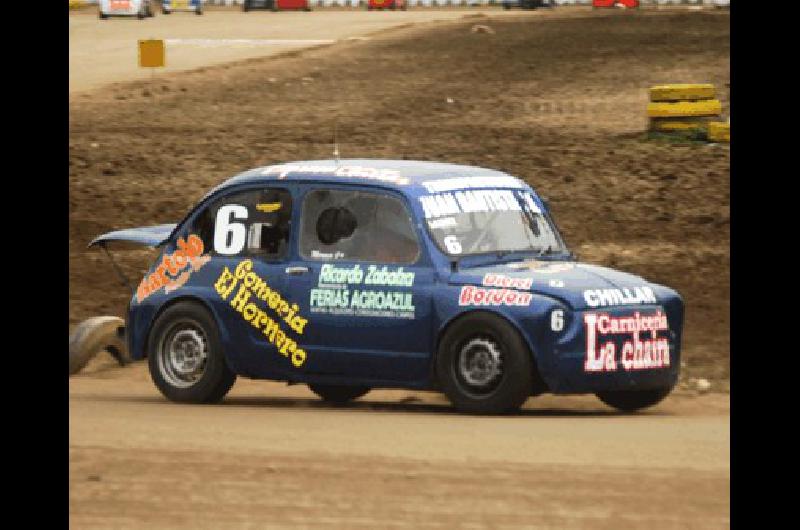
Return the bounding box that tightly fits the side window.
[190,188,292,259]
[300,189,420,264]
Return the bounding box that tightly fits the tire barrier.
[647,84,729,143]
[69,316,131,375]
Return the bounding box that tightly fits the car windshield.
[421,188,565,258]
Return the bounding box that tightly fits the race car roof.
[210,159,532,198]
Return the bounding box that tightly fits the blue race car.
[90,160,684,414]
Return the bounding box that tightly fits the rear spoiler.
[88,224,178,249]
[88,224,177,294]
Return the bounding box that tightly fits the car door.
[281,185,435,385]
[184,184,306,379]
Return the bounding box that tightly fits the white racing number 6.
[551,309,564,332]
[214,204,248,255]
[444,235,462,255]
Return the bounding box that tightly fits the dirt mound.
[69,10,729,381]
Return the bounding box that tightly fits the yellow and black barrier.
[647,84,729,143]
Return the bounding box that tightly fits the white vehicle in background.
[98,0,155,19]
[162,0,204,15]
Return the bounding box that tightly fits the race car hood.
[88,224,177,249]
[448,260,660,310]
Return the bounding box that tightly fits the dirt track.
[71,358,729,529]
[69,9,729,527]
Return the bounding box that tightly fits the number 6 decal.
[214,204,248,255]
[444,235,462,255]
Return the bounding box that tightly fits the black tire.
[243,0,250,11]
[309,384,370,404]
[595,388,672,413]
[99,12,109,19]
[196,9,203,15]
[147,301,236,404]
[436,312,533,414]
[163,8,171,14]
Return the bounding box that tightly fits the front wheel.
[309,384,370,404]
[148,302,236,403]
[595,388,672,412]
[436,312,534,415]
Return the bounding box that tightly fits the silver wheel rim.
[157,320,208,389]
[456,337,503,395]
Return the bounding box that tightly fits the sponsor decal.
[458,273,534,307]
[260,164,409,186]
[583,311,670,372]
[458,286,532,307]
[310,263,415,318]
[421,176,525,193]
[311,250,345,260]
[507,261,575,274]
[214,260,308,367]
[482,273,533,290]
[136,234,210,303]
[420,189,531,220]
[110,0,132,9]
[583,286,657,308]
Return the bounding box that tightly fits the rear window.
[189,187,293,259]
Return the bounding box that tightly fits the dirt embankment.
[69,10,730,382]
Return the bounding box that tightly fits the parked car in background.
[162,0,203,15]
[99,0,155,19]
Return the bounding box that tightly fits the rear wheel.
[148,302,236,403]
[436,312,533,414]
[309,384,370,404]
[595,388,672,412]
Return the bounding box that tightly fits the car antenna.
[333,120,340,166]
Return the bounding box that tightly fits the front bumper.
[537,303,683,394]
